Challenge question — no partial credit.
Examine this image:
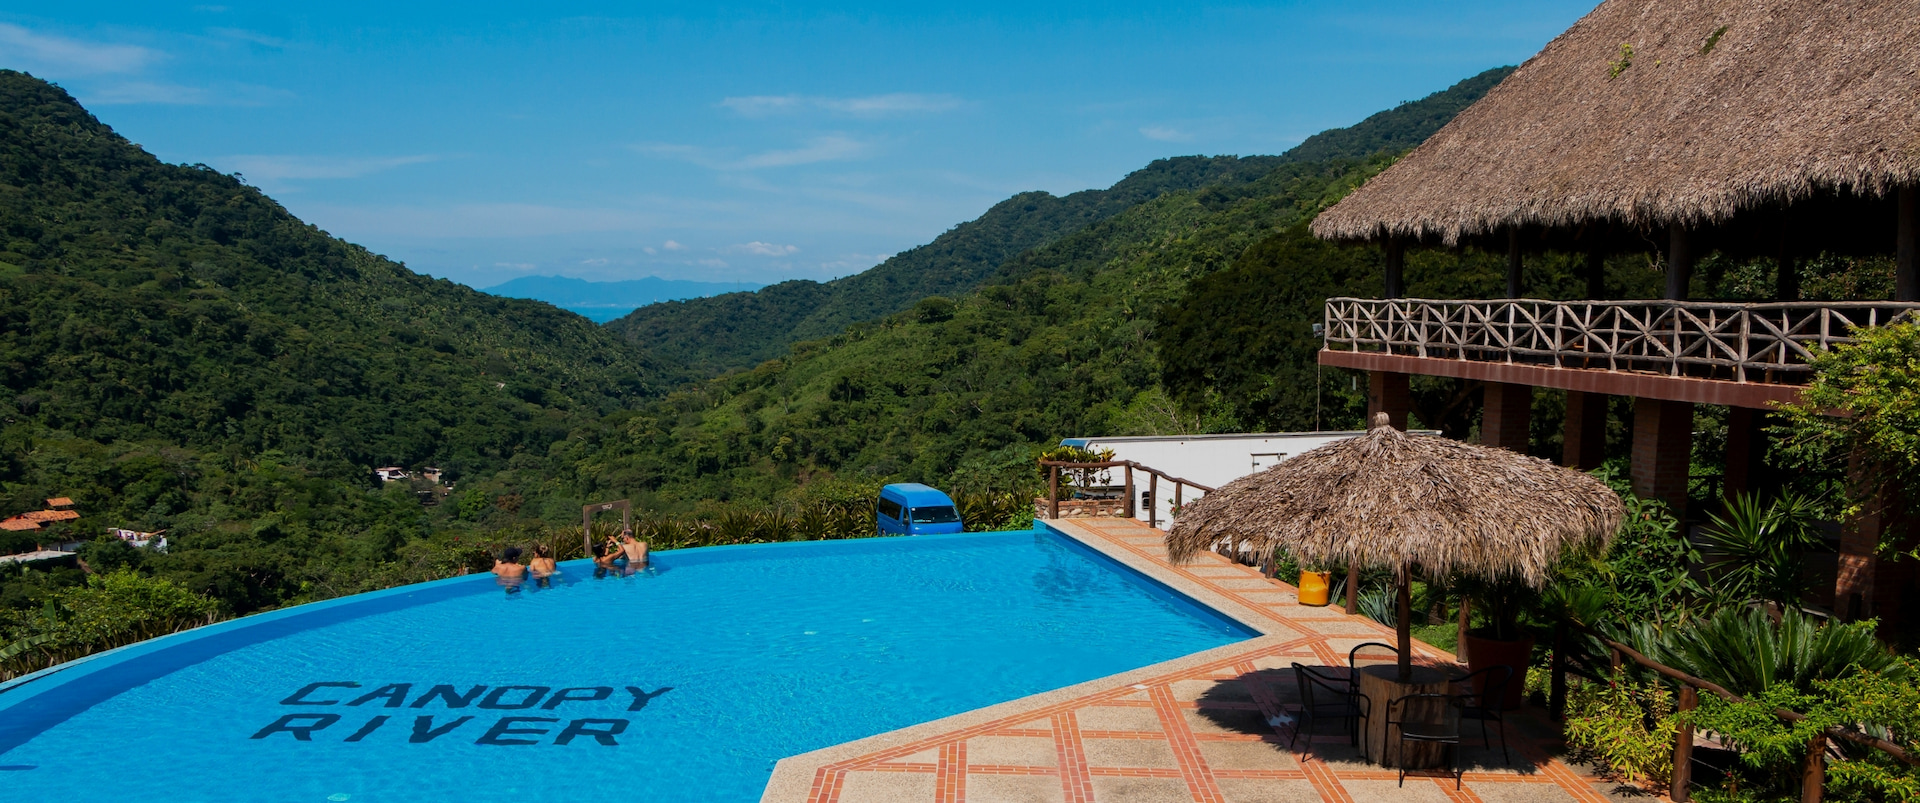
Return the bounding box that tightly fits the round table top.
[1357,663,1450,686]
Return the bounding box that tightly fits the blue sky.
[2,2,1598,289]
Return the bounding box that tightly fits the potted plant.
[1296,565,1333,607]
[1460,574,1537,710]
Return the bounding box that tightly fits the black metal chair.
[1290,663,1371,759]
[1450,664,1513,763]
[1385,692,1463,789]
[1347,641,1403,685]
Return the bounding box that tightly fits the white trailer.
[1059,430,1434,525]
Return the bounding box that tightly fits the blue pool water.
[0,528,1252,802]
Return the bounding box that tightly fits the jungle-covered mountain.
[604,66,1518,378]
[0,64,1567,623]
[0,71,672,607]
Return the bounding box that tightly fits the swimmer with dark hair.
[493,547,528,592]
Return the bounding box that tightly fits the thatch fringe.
[1311,0,1920,245]
[1166,414,1624,587]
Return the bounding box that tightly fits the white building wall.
[1060,431,1434,525]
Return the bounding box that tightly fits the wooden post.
[1898,185,1916,303]
[1550,623,1568,721]
[1395,567,1414,682]
[1048,466,1060,520]
[1803,734,1827,803]
[1507,228,1524,299]
[1673,686,1698,802]
[1457,596,1471,663]
[1667,223,1694,301]
[1385,237,1406,299]
[1124,464,1136,520]
[1147,472,1158,528]
[1173,482,1183,519]
[1345,564,1360,615]
[1610,647,1624,675]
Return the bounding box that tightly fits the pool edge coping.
[759,518,1291,803]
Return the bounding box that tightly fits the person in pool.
[592,537,620,578]
[616,529,650,570]
[492,547,528,592]
[528,544,557,587]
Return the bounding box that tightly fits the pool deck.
[763,518,1641,803]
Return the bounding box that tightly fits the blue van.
[876,483,966,535]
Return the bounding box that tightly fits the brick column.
[1631,397,1694,519]
[1722,407,1771,501]
[1562,391,1608,470]
[1480,382,1532,452]
[1368,372,1409,431]
[1838,449,1916,636]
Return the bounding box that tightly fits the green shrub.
[1563,671,1680,788]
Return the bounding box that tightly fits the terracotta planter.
[1297,570,1332,606]
[1462,632,1535,710]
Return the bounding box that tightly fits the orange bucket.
[1297,570,1332,606]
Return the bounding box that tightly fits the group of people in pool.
[489,530,652,591]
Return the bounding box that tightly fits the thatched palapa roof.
[1167,415,1624,587]
[1312,0,1920,248]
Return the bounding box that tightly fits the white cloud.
[662,240,686,251]
[494,262,536,270]
[580,257,610,266]
[722,93,961,118]
[724,241,799,257]
[642,247,656,255]
[734,136,867,168]
[84,81,291,107]
[208,28,286,48]
[1139,126,1194,143]
[0,24,158,75]
[86,81,212,105]
[634,136,869,170]
[697,258,729,268]
[216,154,440,181]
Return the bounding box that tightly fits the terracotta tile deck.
[763,518,1635,803]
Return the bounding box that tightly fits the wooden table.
[1357,664,1456,768]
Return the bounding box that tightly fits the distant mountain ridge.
[484,275,762,310]
[606,66,1517,377]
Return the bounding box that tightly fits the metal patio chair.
[1290,663,1371,759]
[1385,692,1463,789]
[1450,664,1513,763]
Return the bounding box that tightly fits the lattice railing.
[1323,298,1920,383]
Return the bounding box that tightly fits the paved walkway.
[763,518,1637,803]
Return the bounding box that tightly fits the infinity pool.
[0,527,1253,802]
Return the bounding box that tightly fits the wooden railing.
[1038,460,1215,528]
[1324,297,1920,384]
[1553,622,1916,803]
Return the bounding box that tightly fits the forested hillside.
[607,67,1519,377]
[0,71,669,610]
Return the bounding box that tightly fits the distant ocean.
[564,306,643,323]
[481,275,763,323]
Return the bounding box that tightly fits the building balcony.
[1319,297,1920,407]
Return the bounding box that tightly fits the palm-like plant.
[1700,491,1824,610]
[1653,606,1907,696]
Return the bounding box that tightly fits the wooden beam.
[1385,237,1406,299]
[1667,223,1694,301]
[1320,349,1803,410]
[1507,228,1523,299]
[1899,185,1917,302]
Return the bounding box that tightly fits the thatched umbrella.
[1167,413,1625,681]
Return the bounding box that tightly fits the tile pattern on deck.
[783,518,1623,803]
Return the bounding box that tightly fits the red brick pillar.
[1480,382,1532,452]
[1838,449,1916,636]
[1631,397,1694,519]
[1723,407,1771,501]
[1563,391,1608,470]
[1368,372,1409,431]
